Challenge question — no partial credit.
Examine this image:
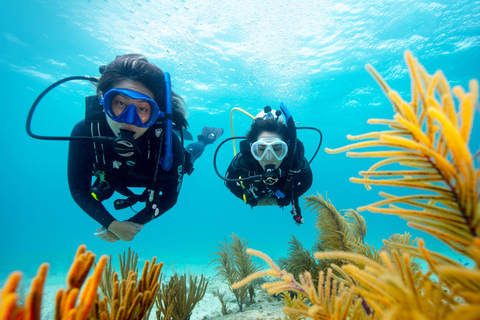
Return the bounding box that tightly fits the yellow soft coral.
[326,51,479,258]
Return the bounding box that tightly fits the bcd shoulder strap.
[85,95,108,169]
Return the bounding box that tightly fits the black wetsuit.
[68,119,184,229]
[224,140,313,209]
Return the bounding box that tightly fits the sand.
[29,264,286,320]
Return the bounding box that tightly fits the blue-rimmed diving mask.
[251,137,288,161]
[101,88,160,128]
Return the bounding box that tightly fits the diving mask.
[251,138,288,161]
[102,88,160,128]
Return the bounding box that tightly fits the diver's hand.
[94,227,120,243]
[256,197,279,206]
[108,221,144,241]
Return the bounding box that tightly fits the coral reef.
[232,51,480,319]
[0,245,211,320]
[210,233,262,312]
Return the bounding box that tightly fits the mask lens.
[251,138,288,161]
[102,89,160,127]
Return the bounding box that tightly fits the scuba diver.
[26,54,223,242]
[214,105,322,225]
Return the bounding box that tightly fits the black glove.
[197,127,224,145]
[277,197,290,207]
[243,189,258,207]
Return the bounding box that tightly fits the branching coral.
[305,193,358,253]
[277,235,326,286]
[119,247,138,280]
[210,233,262,311]
[155,273,208,320]
[0,263,48,320]
[97,258,162,320]
[304,193,385,266]
[325,51,479,257]
[55,245,108,319]
[232,51,480,319]
[212,288,229,315]
[0,246,165,320]
[0,245,108,320]
[232,249,369,320]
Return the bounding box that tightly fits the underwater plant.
[119,246,139,280]
[0,246,173,320]
[210,233,262,312]
[155,273,208,320]
[277,234,326,287]
[0,245,108,319]
[231,51,480,319]
[96,247,141,311]
[281,193,416,274]
[212,287,229,315]
[279,291,308,320]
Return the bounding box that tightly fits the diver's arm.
[127,135,184,224]
[68,120,117,229]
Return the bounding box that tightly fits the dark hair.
[246,119,289,143]
[97,54,188,129]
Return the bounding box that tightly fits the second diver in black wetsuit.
[221,105,318,225]
[66,54,223,242]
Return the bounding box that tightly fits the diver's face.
[256,131,284,170]
[105,80,155,139]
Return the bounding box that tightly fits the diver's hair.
[97,53,188,129]
[246,119,289,143]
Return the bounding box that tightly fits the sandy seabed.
[34,264,286,320]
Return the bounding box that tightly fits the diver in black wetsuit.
[65,54,223,242]
[221,106,317,225]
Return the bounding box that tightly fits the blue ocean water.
[1,0,479,287]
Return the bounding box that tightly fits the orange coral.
[0,245,108,320]
[0,263,48,320]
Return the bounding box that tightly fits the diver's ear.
[99,65,107,74]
